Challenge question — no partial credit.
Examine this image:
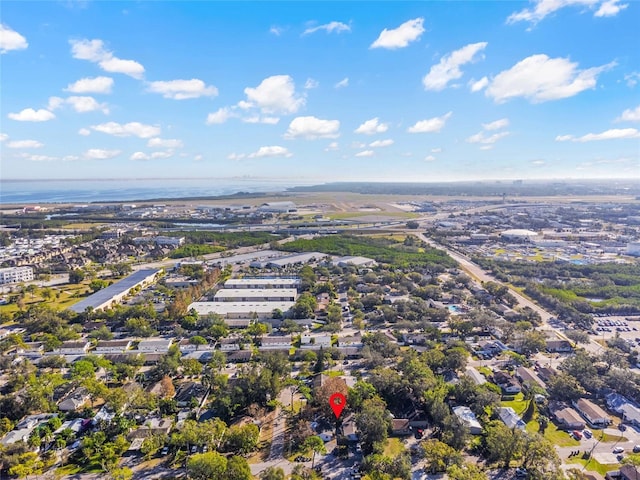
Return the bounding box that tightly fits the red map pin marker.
[329,392,346,419]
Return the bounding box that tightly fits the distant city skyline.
[1,1,639,182]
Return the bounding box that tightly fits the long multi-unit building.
[70,268,161,313]
[214,288,298,302]
[223,278,300,289]
[0,266,34,285]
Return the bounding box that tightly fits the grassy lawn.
[477,366,492,378]
[383,438,405,457]
[501,393,528,415]
[61,222,107,230]
[55,464,82,476]
[0,282,90,316]
[322,370,345,377]
[566,457,618,475]
[596,431,627,443]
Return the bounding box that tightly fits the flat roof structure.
[266,252,325,268]
[188,301,295,318]
[214,288,298,301]
[70,269,161,313]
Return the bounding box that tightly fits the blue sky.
[1,0,639,182]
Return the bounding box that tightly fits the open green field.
[0,283,88,317]
[566,457,618,475]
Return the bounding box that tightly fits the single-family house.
[174,382,207,408]
[465,367,487,386]
[498,407,526,430]
[390,419,412,436]
[341,414,359,443]
[127,418,173,440]
[58,387,90,412]
[574,398,611,427]
[606,393,640,427]
[493,371,522,394]
[516,366,547,391]
[550,403,586,431]
[452,406,482,435]
[546,340,573,353]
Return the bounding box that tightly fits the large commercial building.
[70,268,161,313]
[187,301,295,320]
[214,288,298,302]
[0,266,34,285]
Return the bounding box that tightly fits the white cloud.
[486,54,614,103]
[84,148,121,159]
[237,100,253,110]
[469,76,489,92]
[65,76,114,94]
[270,26,284,36]
[148,137,183,148]
[595,0,628,16]
[304,78,319,89]
[531,159,546,165]
[351,142,366,148]
[431,148,442,153]
[369,139,394,147]
[285,116,340,139]
[0,133,7,142]
[90,121,160,138]
[556,128,640,142]
[423,42,488,91]
[325,142,339,151]
[24,154,57,162]
[334,77,349,89]
[407,112,453,133]
[194,154,203,161]
[479,145,494,150]
[228,152,246,160]
[507,0,627,24]
[355,117,389,135]
[47,97,65,111]
[242,116,280,125]
[355,150,374,157]
[370,17,425,49]
[424,155,436,162]
[0,24,28,53]
[616,105,640,122]
[69,38,144,78]
[248,146,293,158]
[303,21,351,36]
[78,128,91,136]
[624,72,640,87]
[66,96,109,113]
[6,140,44,149]
[206,107,235,125]
[244,75,305,114]
[130,152,148,161]
[466,131,510,144]
[482,118,510,130]
[8,108,55,122]
[147,79,218,100]
[130,150,173,161]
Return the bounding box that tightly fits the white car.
[613,447,624,454]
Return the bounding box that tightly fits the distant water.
[0,178,312,204]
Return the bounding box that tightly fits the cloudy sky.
[1,1,639,182]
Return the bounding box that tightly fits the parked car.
[613,447,624,454]
[160,446,169,456]
[572,430,583,440]
[633,445,640,453]
[583,429,592,439]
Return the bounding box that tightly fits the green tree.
[69,269,85,284]
[224,424,260,455]
[355,396,391,452]
[226,456,253,480]
[447,463,489,480]
[187,451,228,480]
[422,439,461,473]
[484,420,525,468]
[260,466,286,480]
[304,435,327,468]
[110,467,134,480]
